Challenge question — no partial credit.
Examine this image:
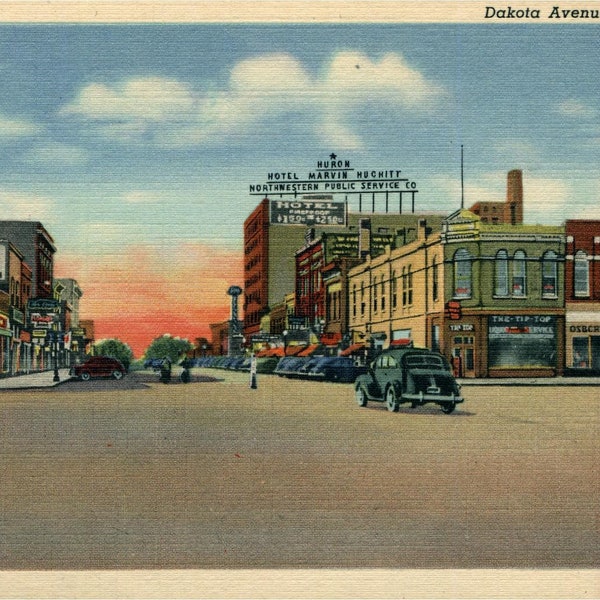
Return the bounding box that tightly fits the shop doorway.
[452,336,475,378]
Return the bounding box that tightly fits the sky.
[0,21,597,356]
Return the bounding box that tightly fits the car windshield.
[404,355,447,370]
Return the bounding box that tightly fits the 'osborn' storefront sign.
[249,154,419,199]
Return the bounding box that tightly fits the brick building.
[564,220,600,372]
[0,221,56,299]
[469,169,524,225]
[243,198,314,338]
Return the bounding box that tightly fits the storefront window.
[494,250,509,296]
[542,250,558,298]
[453,249,472,299]
[512,250,527,296]
[572,337,589,368]
[574,251,590,297]
[488,315,556,368]
[592,337,600,370]
[431,324,440,351]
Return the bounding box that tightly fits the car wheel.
[385,386,400,412]
[355,385,368,407]
[81,372,91,381]
[112,370,124,380]
[441,402,456,414]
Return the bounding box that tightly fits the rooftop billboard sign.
[249,154,419,213]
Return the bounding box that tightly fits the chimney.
[417,218,428,241]
[506,169,523,225]
[358,218,371,259]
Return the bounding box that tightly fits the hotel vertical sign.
[270,199,346,226]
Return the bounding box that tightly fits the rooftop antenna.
[460,144,465,209]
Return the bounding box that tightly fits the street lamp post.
[282,329,288,355]
[53,328,60,382]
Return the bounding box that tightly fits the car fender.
[354,375,373,399]
[390,378,403,397]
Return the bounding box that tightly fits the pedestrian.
[180,357,191,383]
[160,356,172,383]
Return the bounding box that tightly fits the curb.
[459,378,600,386]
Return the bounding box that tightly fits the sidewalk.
[0,369,73,390]
[0,369,597,390]
[459,376,600,386]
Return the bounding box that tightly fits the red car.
[71,356,127,381]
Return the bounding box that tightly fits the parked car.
[354,347,464,414]
[143,358,164,371]
[294,356,324,378]
[71,356,127,381]
[255,357,280,374]
[309,356,367,383]
[227,357,246,370]
[274,356,307,377]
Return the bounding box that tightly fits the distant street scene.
[1,370,597,570]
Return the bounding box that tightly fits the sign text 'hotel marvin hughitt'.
[249,154,420,227]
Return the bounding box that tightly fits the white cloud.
[556,99,597,120]
[25,143,89,166]
[123,190,165,204]
[428,171,574,225]
[0,190,54,220]
[60,51,445,148]
[62,77,196,122]
[494,140,540,165]
[0,113,42,139]
[522,177,571,224]
[322,51,445,109]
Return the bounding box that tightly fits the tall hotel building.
[243,198,316,338]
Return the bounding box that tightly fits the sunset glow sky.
[0,16,597,356]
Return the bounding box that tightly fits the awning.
[298,344,319,357]
[390,338,413,347]
[285,345,305,356]
[269,347,285,357]
[255,348,270,357]
[340,343,365,356]
[320,332,342,346]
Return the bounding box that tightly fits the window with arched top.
[494,250,509,297]
[453,249,472,299]
[542,250,558,298]
[574,250,590,297]
[512,250,527,297]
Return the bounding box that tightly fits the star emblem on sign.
[329,153,337,160]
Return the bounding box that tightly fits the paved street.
[0,369,598,570]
